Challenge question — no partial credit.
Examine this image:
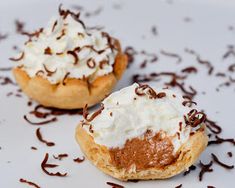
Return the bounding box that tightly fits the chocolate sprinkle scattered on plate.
[19,178,40,188]
[175,184,182,188]
[211,153,234,169]
[199,160,213,181]
[106,181,124,188]
[41,153,67,177]
[36,128,55,147]
[73,156,85,163]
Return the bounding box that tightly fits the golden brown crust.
[75,125,208,181]
[13,48,127,109]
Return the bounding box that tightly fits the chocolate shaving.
[165,77,197,99]
[160,50,182,63]
[83,45,107,55]
[101,32,118,51]
[67,50,79,65]
[179,122,182,131]
[84,7,103,18]
[27,101,32,106]
[77,32,85,37]
[140,50,158,63]
[15,20,25,34]
[30,105,50,119]
[185,48,213,75]
[83,104,104,122]
[15,19,43,38]
[151,26,158,36]
[228,64,235,72]
[128,179,139,183]
[227,152,233,157]
[140,60,147,68]
[106,182,124,188]
[182,100,197,107]
[36,70,44,76]
[59,4,80,20]
[0,67,12,71]
[41,153,67,177]
[0,33,8,41]
[0,76,16,86]
[157,92,166,98]
[205,118,222,134]
[211,153,234,169]
[59,4,86,29]
[175,184,182,188]
[124,46,137,66]
[181,66,197,74]
[36,128,55,147]
[215,72,226,77]
[43,64,57,76]
[56,52,64,56]
[56,29,66,40]
[15,93,22,98]
[223,45,235,59]
[6,92,13,97]
[22,27,43,39]
[44,47,52,55]
[208,135,235,146]
[73,156,85,163]
[31,146,37,150]
[133,72,186,84]
[62,72,70,85]
[135,84,157,99]
[30,105,82,118]
[51,20,58,32]
[184,109,206,128]
[199,160,213,181]
[53,154,68,160]
[87,58,96,68]
[9,52,24,61]
[19,178,40,188]
[99,60,109,69]
[183,165,196,176]
[23,115,57,125]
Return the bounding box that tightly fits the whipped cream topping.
[13,7,118,84]
[83,83,204,153]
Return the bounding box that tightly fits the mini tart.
[13,49,127,109]
[11,6,127,109]
[76,125,208,181]
[75,83,208,181]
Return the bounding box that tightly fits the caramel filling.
[109,131,177,170]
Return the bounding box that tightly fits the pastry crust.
[13,47,127,109]
[75,125,208,181]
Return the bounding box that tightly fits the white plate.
[0,0,235,187]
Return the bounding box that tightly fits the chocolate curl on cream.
[43,64,57,76]
[184,109,206,128]
[134,84,167,100]
[59,4,86,29]
[83,104,104,122]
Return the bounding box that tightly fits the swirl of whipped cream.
[82,83,205,153]
[13,7,118,84]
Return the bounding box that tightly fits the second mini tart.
[11,6,127,109]
[75,83,208,181]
